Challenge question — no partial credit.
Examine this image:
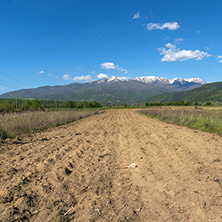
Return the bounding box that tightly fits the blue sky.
[0,0,222,93]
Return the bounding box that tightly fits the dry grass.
[0,110,101,139]
[140,107,222,136]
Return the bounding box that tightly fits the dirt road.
[0,109,222,221]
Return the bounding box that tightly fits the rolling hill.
[145,82,222,104]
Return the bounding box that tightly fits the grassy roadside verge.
[140,107,222,136]
[0,110,102,141]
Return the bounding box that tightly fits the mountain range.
[0,76,207,104]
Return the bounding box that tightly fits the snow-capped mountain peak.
[97,76,128,84]
[132,76,206,85]
[185,78,207,84]
[169,78,207,85]
[132,76,169,84]
[96,76,207,86]
[107,76,122,82]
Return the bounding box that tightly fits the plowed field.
[0,109,222,221]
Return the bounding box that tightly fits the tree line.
[0,99,102,113]
[145,101,213,107]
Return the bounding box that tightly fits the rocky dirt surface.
[0,109,222,222]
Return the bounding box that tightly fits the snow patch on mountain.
[132,76,170,84]
[97,76,129,84]
[96,76,207,85]
[132,76,207,85]
[107,76,128,82]
[169,78,207,84]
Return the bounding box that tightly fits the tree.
[92,101,102,108]
[194,102,200,106]
[184,101,192,106]
[76,102,84,108]
[20,101,32,111]
[205,101,212,106]
[20,100,42,111]
[83,101,90,108]
[178,100,185,106]
[0,99,15,112]
[64,101,76,108]
[30,100,42,111]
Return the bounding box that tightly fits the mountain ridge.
[96,76,207,85]
[146,82,222,104]
[0,76,207,104]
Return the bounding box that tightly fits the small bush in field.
[0,129,8,141]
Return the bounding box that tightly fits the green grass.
[140,107,222,136]
[0,110,102,140]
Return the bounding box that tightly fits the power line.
[0,68,33,88]
[0,71,32,88]
[0,78,21,90]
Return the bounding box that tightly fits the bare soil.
[0,109,222,222]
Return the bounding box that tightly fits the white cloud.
[97,73,108,79]
[159,43,211,61]
[48,73,53,76]
[1,87,4,90]
[63,74,70,80]
[77,67,83,70]
[116,66,128,74]
[63,74,92,82]
[38,70,44,74]
[146,22,180,31]
[73,75,92,81]
[175,38,183,43]
[216,56,222,63]
[165,43,177,50]
[206,46,212,50]
[91,70,96,74]
[197,30,200,34]
[100,62,128,73]
[100,62,115,69]
[132,11,141,19]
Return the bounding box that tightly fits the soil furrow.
[0,109,222,221]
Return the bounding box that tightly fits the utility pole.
[15,93,18,110]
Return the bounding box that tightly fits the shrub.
[0,129,8,141]
[205,101,212,106]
